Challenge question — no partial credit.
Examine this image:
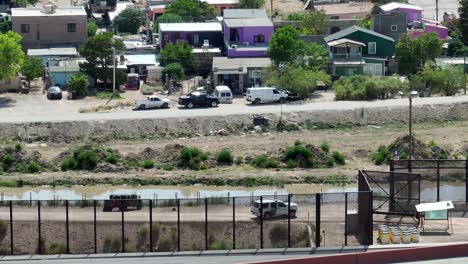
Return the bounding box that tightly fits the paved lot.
[409,0,459,21]
[1,90,468,123]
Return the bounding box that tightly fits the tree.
[301,10,328,35]
[22,56,44,88]
[162,63,185,83]
[0,31,26,81]
[268,26,328,70]
[409,63,464,96]
[113,8,146,34]
[460,0,468,45]
[159,41,194,74]
[87,22,98,37]
[239,0,264,8]
[447,30,466,56]
[79,32,125,88]
[285,13,304,21]
[165,0,216,22]
[68,74,88,99]
[263,65,330,98]
[0,20,11,34]
[395,33,443,75]
[268,26,303,65]
[153,13,183,32]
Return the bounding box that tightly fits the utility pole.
[464,52,467,95]
[435,0,439,21]
[112,47,116,97]
[145,0,151,44]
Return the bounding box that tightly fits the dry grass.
[79,100,134,113]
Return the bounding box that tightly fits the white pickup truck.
[251,199,298,219]
[133,96,170,110]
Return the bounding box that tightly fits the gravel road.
[2,91,468,124]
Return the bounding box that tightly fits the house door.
[194,33,199,46]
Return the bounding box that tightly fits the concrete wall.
[12,14,87,50]
[384,8,422,24]
[371,12,407,42]
[160,31,223,48]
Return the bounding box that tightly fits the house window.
[67,23,76,32]
[21,24,29,33]
[335,47,348,55]
[254,34,265,43]
[368,42,376,55]
[249,69,261,84]
[391,25,397,31]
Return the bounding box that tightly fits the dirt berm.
[3,101,468,143]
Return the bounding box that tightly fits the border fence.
[0,192,373,255]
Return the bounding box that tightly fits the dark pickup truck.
[103,194,142,212]
[178,92,219,108]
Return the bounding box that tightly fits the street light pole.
[409,94,413,171]
[112,47,116,97]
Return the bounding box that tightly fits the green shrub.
[282,144,314,168]
[370,145,391,165]
[320,143,330,153]
[15,143,22,152]
[438,152,448,160]
[334,75,407,101]
[216,149,234,164]
[105,154,119,164]
[235,156,243,165]
[399,152,408,160]
[179,147,209,170]
[61,157,77,171]
[332,151,345,165]
[163,164,173,171]
[27,162,41,173]
[143,160,154,169]
[286,159,297,168]
[48,242,67,254]
[251,155,278,168]
[2,154,13,167]
[209,240,229,250]
[136,226,149,251]
[103,235,121,253]
[200,152,209,161]
[325,158,335,168]
[269,224,288,248]
[75,150,98,170]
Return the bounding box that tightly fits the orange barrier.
[246,243,468,264]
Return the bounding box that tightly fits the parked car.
[213,85,233,103]
[246,87,288,104]
[103,194,142,212]
[178,92,219,108]
[251,199,298,219]
[133,96,170,110]
[47,86,62,100]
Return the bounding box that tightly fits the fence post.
[66,200,70,254]
[9,200,13,255]
[369,191,374,245]
[437,160,440,202]
[93,200,97,254]
[260,196,263,249]
[177,199,180,252]
[149,199,153,252]
[37,200,41,254]
[205,198,208,250]
[315,193,321,248]
[344,192,348,247]
[232,197,236,250]
[287,194,291,248]
[121,207,125,253]
[389,160,395,212]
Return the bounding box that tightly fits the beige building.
[12,6,87,50]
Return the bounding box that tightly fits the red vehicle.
[126,73,140,90]
[103,194,142,212]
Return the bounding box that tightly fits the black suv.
[178,92,219,108]
[103,194,142,212]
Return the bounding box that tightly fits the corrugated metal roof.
[223,9,268,19]
[212,57,271,72]
[324,25,395,43]
[12,6,86,17]
[159,22,222,32]
[224,18,273,27]
[327,38,365,47]
[315,2,372,16]
[380,2,423,12]
[27,47,78,57]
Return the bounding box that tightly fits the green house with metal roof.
[324,25,395,77]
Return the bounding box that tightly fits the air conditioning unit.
[243,42,249,46]
[43,4,55,14]
[231,44,238,49]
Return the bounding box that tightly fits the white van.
[246,87,288,104]
[214,85,233,103]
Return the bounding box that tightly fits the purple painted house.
[222,9,274,58]
[380,2,448,40]
[380,2,423,24]
[158,22,223,49]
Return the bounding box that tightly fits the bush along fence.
[0,192,373,255]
